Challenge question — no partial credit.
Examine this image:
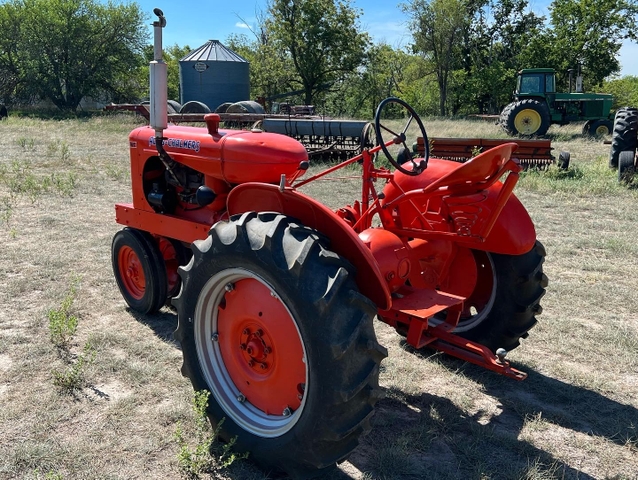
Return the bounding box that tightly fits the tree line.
[0,0,637,117]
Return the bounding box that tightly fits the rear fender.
[227,183,391,310]
[456,189,536,255]
[384,158,536,255]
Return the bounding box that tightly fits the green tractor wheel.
[500,99,551,136]
[515,109,542,134]
[586,119,613,137]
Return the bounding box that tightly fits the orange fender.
[227,183,391,310]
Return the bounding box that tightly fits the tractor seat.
[422,143,520,196]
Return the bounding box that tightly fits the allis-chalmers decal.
[149,136,201,153]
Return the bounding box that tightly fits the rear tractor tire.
[432,241,548,353]
[500,99,551,136]
[609,107,638,169]
[173,212,387,478]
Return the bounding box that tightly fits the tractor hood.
[130,122,308,185]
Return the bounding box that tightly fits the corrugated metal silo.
[179,40,250,111]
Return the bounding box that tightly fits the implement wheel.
[112,228,167,314]
[173,212,386,478]
[435,242,548,352]
[501,99,550,136]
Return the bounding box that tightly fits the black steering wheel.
[374,97,429,176]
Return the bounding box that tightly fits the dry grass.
[1,113,637,480]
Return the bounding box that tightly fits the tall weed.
[175,390,248,477]
[48,279,80,349]
[52,341,96,393]
[47,278,96,394]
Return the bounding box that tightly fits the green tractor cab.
[500,68,613,137]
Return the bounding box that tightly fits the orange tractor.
[111,10,547,478]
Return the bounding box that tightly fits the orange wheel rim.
[433,249,496,332]
[194,268,308,437]
[219,278,305,415]
[118,246,146,300]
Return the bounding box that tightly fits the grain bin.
[179,40,249,111]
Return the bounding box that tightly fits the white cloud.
[235,22,250,29]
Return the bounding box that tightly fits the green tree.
[0,0,148,110]
[227,8,297,105]
[462,0,544,113]
[404,0,470,115]
[0,2,30,104]
[226,33,295,106]
[547,0,638,88]
[359,44,412,117]
[268,0,369,105]
[396,54,439,116]
[332,44,413,118]
[166,44,191,102]
[603,76,638,109]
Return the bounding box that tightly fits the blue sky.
[138,0,637,77]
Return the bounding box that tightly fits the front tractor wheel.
[173,212,386,478]
[618,150,636,182]
[586,119,613,137]
[157,236,190,300]
[501,99,551,136]
[112,228,167,314]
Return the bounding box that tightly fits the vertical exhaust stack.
[568,69,574,93]
[150,8,168,136]
[575,64,583,93]
[149,8,181,185]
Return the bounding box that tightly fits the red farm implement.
[110,10,547,478]
[414,136,569,169]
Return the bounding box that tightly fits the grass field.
[0,114,637,480]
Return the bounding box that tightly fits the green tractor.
[500,68,614,137]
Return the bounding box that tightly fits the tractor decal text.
[149,136,201,153]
